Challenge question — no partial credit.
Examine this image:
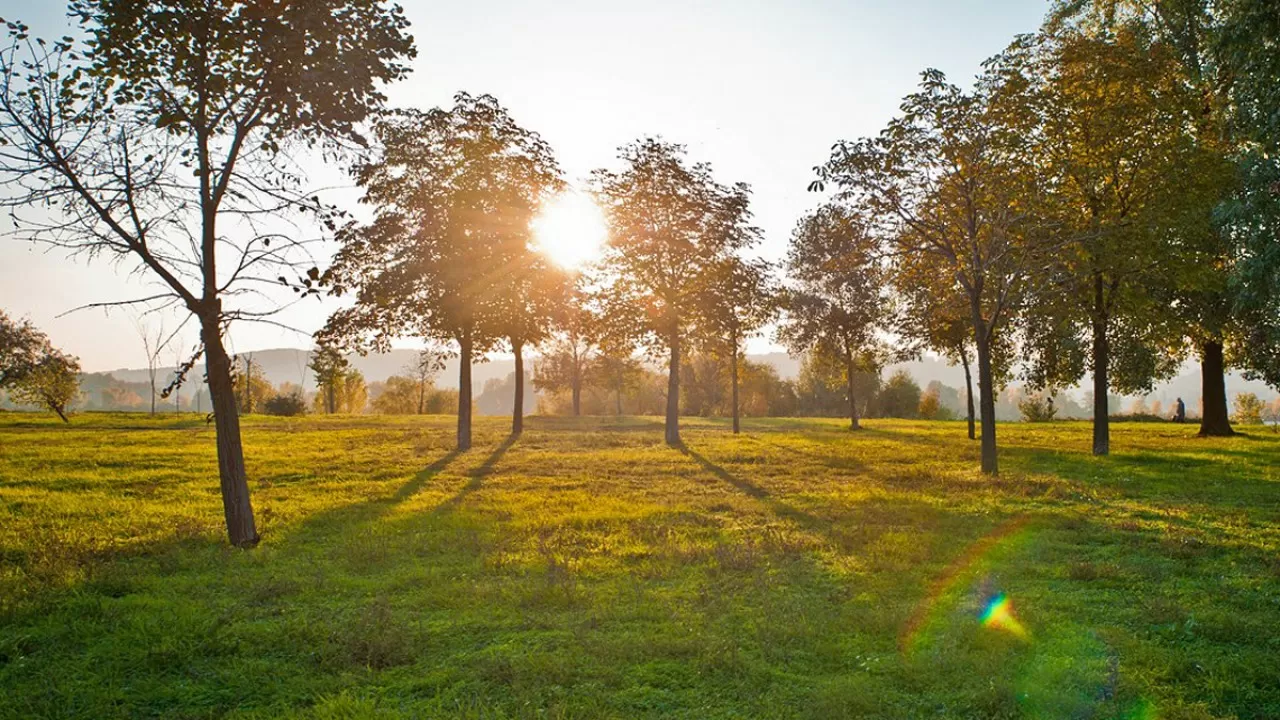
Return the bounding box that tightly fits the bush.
[263,392,307,416]
[917,387,955,420]
[1232,393,1265,425]
[1018,394,1057,422]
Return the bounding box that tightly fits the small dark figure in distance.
[1173,397,1186,423]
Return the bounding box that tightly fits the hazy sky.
[0,0,1049,371]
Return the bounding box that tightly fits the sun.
[532,191,607,269]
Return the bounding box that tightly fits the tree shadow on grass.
[432,433,518,516]
[392,449,464,503]
[676,441,832,535]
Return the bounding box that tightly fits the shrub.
[263,392,307,417]
[1232,393,1265,425]
[1018,393,1057,422]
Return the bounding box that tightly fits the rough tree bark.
[730,339,741,435]
[571,364,582,417]
[457,331,473,450]
[201,317,258,547]
[971,303,999,475]
[961,351,976,441]
[512,338,524,436]
[1198,340,1235,437]
[1091,285,1111,456]
[845,348,861,431]
[665,327,681,446]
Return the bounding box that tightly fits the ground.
[1,413,1278,719]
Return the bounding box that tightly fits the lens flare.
[899,515,1030,653]
[980,593,1028,639]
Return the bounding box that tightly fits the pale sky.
[0,0,1050,371]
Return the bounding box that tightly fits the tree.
[321,93,562,450]
[593,138,756,445]
[405,348,446,415]
[500,253,567,436]
[534,288,599,417]
[895,246,983,438]
[1003,26,1220,455]
[9,349,80,421]
[878,369,922,419]
[1048,0,1244,438]
[1231,392,1265,425]
[0,311,79,422]
[0,2,414,546]
[232,355,272,414]
[309,345,349,416]
[0,310,44,389]
[815,68,1050,473]
[312,368,366,414]
[372,375,418,415]
[135,319,169,415]
[777,205,891,430]
[700,252,775,434]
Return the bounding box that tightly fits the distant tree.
[816,67,1052,473]
[500,258,568,435]
[777,205,891,430]
[232,356,273,415]
[878,370,922,419]
[309,345,350,415]
[918,384,955,420]
[1232,393,1265,425]
[1018,393,1058,423]
[700,253,775,433]
[593,138,756,445]
[322,93,562,450]
[405,348,447,416]
[372,375,419,415]
[312,369,367,415]
[0,310,44,389]
[135,320,169,416]
[534,288,599,417]
[0,311,79,422]
[263,391,307,417]
[0,2,415,546]
[8,349,80,422]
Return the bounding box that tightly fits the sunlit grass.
[1,413,1278,718]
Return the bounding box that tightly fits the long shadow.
[676,442,831,534]
[432,433,518,515]
[393,449,464,503]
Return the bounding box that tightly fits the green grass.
[2,413,1279,719]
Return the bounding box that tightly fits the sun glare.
[532,191,607,269]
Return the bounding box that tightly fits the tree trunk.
[417,379,426,415]
[1091,291,1111,455]
[665,329,681,446]
[457,331,473,450]
[971,307,999,475]
[512,339,524,436]
[615,377,623,416]
[202,321,258,547]
[571,367,582,417]
[1198,340,1234,437]
[731,340,741,435]
[846,350,860,430]
[961,351,975,440]
[53,405,69,423]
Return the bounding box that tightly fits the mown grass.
[1,412,1278,719]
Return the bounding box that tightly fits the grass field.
[1,413,1278,719]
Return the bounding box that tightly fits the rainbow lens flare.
[980,593,1028,639]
